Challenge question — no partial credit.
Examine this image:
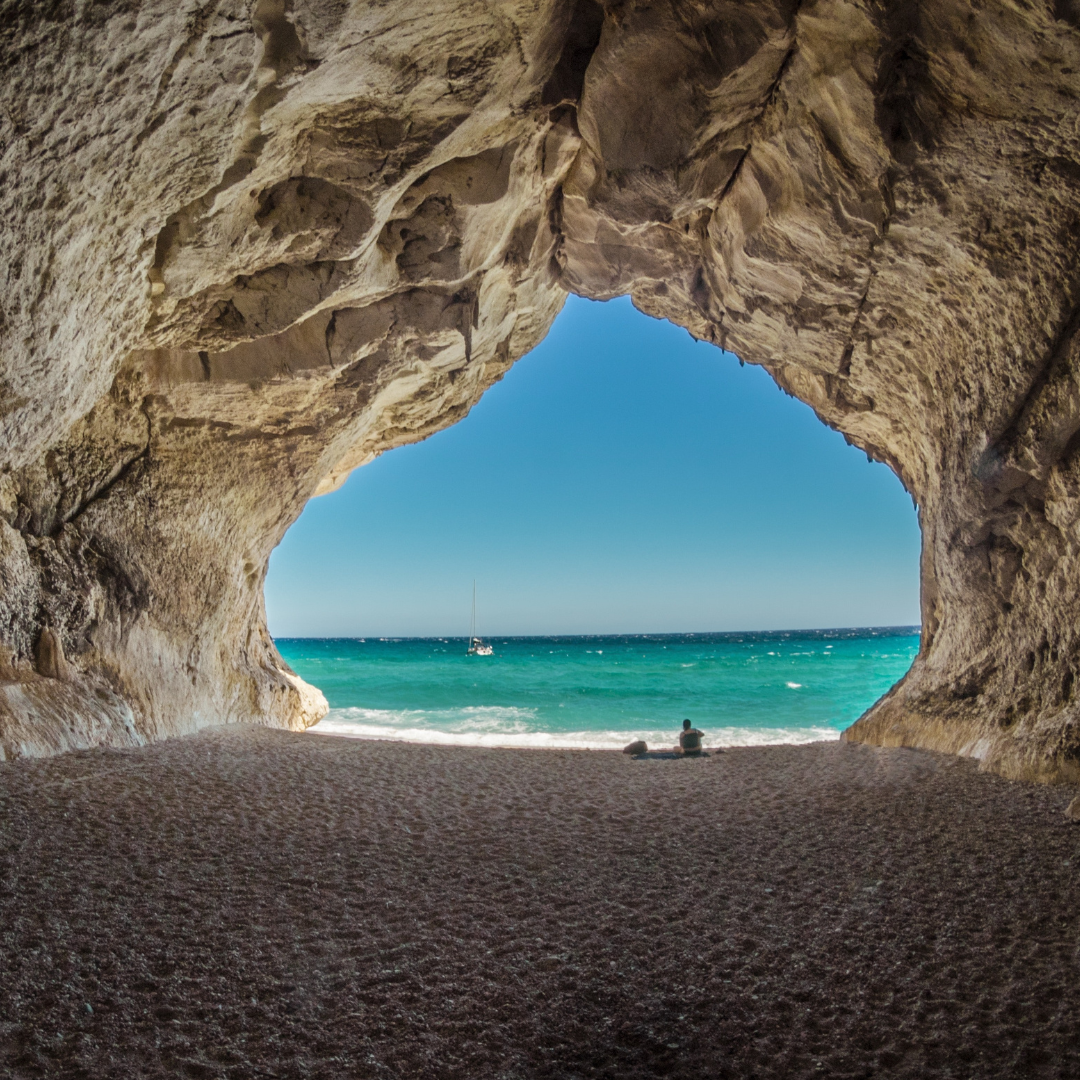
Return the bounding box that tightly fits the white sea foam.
[309,708,840,750]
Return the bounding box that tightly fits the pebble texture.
[2,1,1080,776]
[0,730,1078,1079]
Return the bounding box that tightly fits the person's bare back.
[678,719,704,755]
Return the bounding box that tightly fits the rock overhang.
[1,0,1080,780]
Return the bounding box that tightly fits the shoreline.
[2,728,1077,1078]
[307,716,845,753]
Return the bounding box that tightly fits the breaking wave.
[310,707,840,750]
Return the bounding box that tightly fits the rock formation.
[2,0,1079,780]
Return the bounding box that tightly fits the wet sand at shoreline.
[1,728,1078,1079]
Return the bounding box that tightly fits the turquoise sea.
[276,627,919,750]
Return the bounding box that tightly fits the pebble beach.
[1,727,1078,1079]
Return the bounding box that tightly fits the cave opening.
[3,0,1078,777]
[265,295,921,750]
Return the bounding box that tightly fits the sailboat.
[466,581,493,656]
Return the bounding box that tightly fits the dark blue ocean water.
[276,627,919,749]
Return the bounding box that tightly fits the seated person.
[678,719,704,755]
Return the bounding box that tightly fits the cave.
[2,0,1080,781]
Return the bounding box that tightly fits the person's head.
[683,719,691,731]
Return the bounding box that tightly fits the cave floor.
[0,729,1078,1080]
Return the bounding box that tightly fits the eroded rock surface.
[2,0,1080,779]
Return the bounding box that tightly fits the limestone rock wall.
[2,0,1080,779]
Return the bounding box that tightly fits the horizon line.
[274,624,922,641]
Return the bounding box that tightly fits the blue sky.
[266,295,921,637]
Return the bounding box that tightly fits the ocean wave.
[309,709,840,750]
[319,705,539,735]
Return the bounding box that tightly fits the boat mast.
[471,580,477,642]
